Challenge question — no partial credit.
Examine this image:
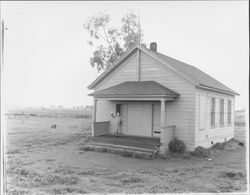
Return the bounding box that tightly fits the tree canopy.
[84,12,145,72]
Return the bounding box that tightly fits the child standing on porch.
[111,112,122,137]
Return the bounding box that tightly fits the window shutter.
[210,97,216,127]
[220,99,224,125]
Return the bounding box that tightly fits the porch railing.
[93,121,110,136]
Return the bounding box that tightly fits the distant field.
[234,110,247,143]
[235,110,246,125]
[235,125,247,143]
[5,108,92,119]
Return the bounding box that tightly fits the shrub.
[222,138,242,151]
[134,152,153,160]
[211,142,224,150]
[79,146,90,151]
[42,175,79,185]
[210,138,243,151]
[19,169,29,176]
[120,176,143,184]
[220,171,244,179]
[168,138,186,154]
[183,153,192,159]
[121,151,133,158]
[191,146,211,158]
[7,149,21,154]
[78,170,95,175]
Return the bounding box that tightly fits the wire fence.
[5,112,92,119]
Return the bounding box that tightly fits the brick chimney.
[150,42,157,52]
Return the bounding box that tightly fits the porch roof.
[88,81,179,99]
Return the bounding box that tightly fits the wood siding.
[92,49,210,151]
[139,52,196,150]
[127,102,152,136]
[95,51,138,91]
[194,88,235,148]
[93,121,110,136]
[95,100,129,135]
[95,100,115,134]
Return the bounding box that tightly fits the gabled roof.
[88,45,239,96]
[155,52,238,95]
[89,81,179,98]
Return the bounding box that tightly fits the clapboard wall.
[95,99,116,134]
[93,49,196,150]
[139,52,196,150]
[95,51,138,91]
[194,88,235,148]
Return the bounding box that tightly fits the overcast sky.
[1,1,248,110]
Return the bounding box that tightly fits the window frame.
[219,98,224,126]
[199,95,205,130]
[227,100,232,125]
[210,97,216,128]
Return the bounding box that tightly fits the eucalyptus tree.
[84,12,145,72]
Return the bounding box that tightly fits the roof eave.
[88,94,179,99]
[197,85,239,96]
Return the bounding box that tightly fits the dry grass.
[220,171,244,180]
[5,117,248,194]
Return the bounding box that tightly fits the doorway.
[152,103,161,137]
[115,102,161,137]
[127,102,152,136]
[116,103,128,135]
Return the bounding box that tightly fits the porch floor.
[89,134,160,150]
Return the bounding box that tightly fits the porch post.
[160,99,166,129]
[160,98,168,154]
[92,98,97,137]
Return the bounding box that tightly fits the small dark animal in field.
[50,124,57,129]
[239,142,244,147]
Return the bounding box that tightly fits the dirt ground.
[5,117,248,194]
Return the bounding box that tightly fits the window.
[228,100,232,125]
[210,97,215,126]
[199,95,205,130]
[220,99,224,125]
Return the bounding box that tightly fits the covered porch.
[89,134,160,151]
[89,81,179,153]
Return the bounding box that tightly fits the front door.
[127,102,152,137]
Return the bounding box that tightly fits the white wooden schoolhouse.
[88,43,239,151]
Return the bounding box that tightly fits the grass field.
[5,116,248,194]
